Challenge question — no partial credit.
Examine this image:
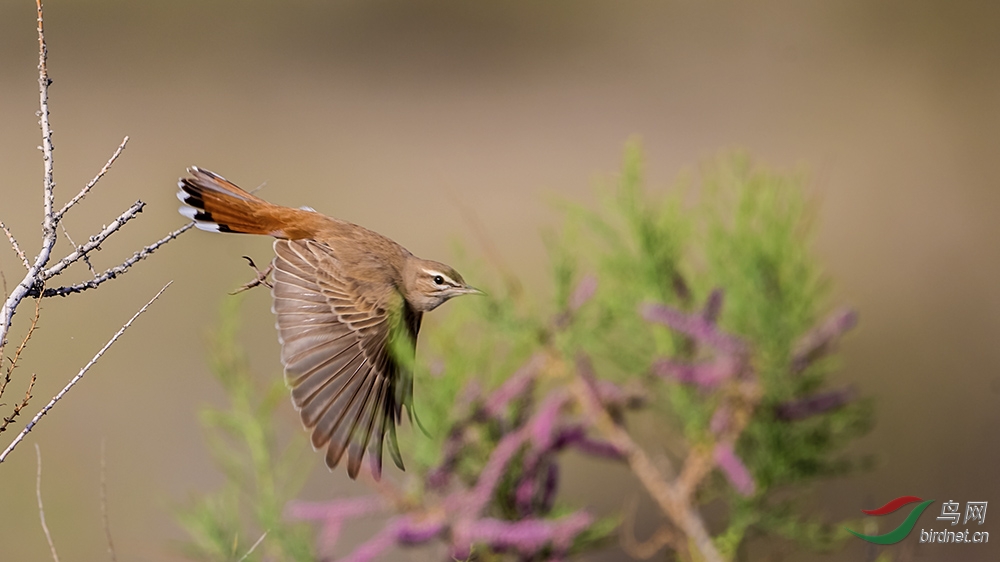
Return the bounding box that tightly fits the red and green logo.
[847,496,935,545]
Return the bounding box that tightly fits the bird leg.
[230,255,273,295]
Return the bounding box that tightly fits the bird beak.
[460,285,486,296]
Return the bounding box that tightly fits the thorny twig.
[54,136,129,221]
[1,297,39,401]
[59,222,98,277]
[0,282,172,463]
[38,200,146,282]
[1,373,36,435]
[1,221,30,271]
[37,0,55,243]
[40,222,194,298]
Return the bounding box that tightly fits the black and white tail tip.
[177,166,233,233]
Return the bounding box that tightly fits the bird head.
[403,259,483,312]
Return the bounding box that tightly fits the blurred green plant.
[400,142,872,559]
[550,143,873,556]
[176,296,315,562]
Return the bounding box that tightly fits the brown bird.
[177,167,481,480]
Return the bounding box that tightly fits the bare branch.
[41,222,193,298]
[571,355,723,562]
[0,0,58,363]
[36,0,56,244]
[100,439,117,562]
[39,200,145,282]
[0,221,30,271]
[54,136,129,221]
[59,223,98,277]
[35,444,61,562]
[0,282,171,463]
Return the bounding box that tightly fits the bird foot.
[230,255,273,295]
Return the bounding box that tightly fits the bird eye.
[433,275,445,285]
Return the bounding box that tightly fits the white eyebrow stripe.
[423,269,460,286]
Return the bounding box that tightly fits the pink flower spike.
[569,274,598,311]
[530,391,569,452]
[461,512,594,555]
[714,443,755,496]
[710,405,731,435]
[285,495,384,522]
[652,355,739,388]
[285,496,385,555]
[640,302,746,355]
[483,353,545,418]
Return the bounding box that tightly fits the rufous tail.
[177,167,319,239]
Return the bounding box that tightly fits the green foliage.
[177,297,315,562]
[552,142,873,555]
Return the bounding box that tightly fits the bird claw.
[230,255,273,295]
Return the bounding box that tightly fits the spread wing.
[270,239,420,479]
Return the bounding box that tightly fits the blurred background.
[0,1,998,560]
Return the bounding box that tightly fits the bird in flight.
[177,167,481,480]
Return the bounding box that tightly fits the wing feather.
[270,239,418,479]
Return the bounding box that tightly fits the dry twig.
[55,136,129,220]
[0,221,30,271]
[236,531,268,562]
[35,444,60,562]
[100,439,118,562]
[1,373,36,435]
[40,222,194,298]
[39,200,146,281]
[1,297,39,402]
[572,355,723,562]
[59,223,98,277]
